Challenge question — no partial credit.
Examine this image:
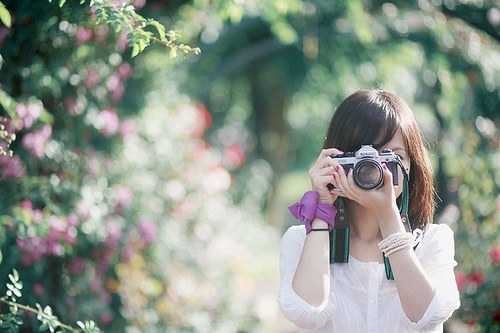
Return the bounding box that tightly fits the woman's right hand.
[308,148,343,205]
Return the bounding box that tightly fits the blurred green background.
[0,0,499,332]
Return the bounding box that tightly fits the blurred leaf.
[131,42,140,57]
[0,89,16,119]
[0,3,11,28]
[149,20,166,40]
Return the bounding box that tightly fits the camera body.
[331,145,399,189]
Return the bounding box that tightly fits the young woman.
[278,90,460,332]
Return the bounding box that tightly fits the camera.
[330,145,399,189]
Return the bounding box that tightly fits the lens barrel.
[353,160,383,189]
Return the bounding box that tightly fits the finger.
[331,170,349,194]
[315,148,344,164]
[311,174,340,205]
[333,165,350,187]
[311,172,337,191]
[309,164,334,185]
[310,156,343,181]
[333,168,362,201]
[381,163,395,191]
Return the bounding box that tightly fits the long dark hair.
[323,90,435,229]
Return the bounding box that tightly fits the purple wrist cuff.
[288,190,337,234]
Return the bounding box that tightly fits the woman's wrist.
[377,207,406,235]
[310,219,330,232]
[288,190,337,234]
[311,219,329,228]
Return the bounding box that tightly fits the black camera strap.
[329,156,411,280]
[330,198,350,263]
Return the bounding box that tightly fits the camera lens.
[353,160,383,189]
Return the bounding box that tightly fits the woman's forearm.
[291,219,331,307]
[388,248,436,322]
[378,210,436,322]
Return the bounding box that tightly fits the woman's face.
[380,130,411,198]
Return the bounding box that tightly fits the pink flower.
[117,62,132,80]
[76,201,91,220]
[20,199,33,210]
[64,227,77,245]
[21,124,52,158]
[137,219,157,246]
[100,312,114,325]
[16,102,43,129]
[75,27,93,44]
[189,102,212,138]
[95,254,111,276]
[105,217,122,250]
[0,155,26,179]
[89,279,102,293]
[67,213,79,227]
[18,201,43,223]
[455,270,467,291]
[469,270,484,286]
[105,74,119,91]
[0,116,16,134]
[114,185,133,214]
[16,236,45,265]
[106,74,125,101]
[49,215,68,233]
[122,243,137,262]
[223,143,245,169]
[64,97,85,116]
[85,69,101,88]
[132,0,146,9]
[67,257,87,275]
[119,119,136,139]
[32,209,43,223]
[45,240,64,256]
[98,108,119,136]
[85,149,100,177]
[490,244,500,264]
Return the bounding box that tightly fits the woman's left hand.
[331,162,399,218]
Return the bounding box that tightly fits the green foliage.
[0,0,275,331]
[90,0,200,57]
[0,116,15,157]
[0,269,102,333]
[0,0,198,331]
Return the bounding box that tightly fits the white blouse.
[278,223,460,333]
